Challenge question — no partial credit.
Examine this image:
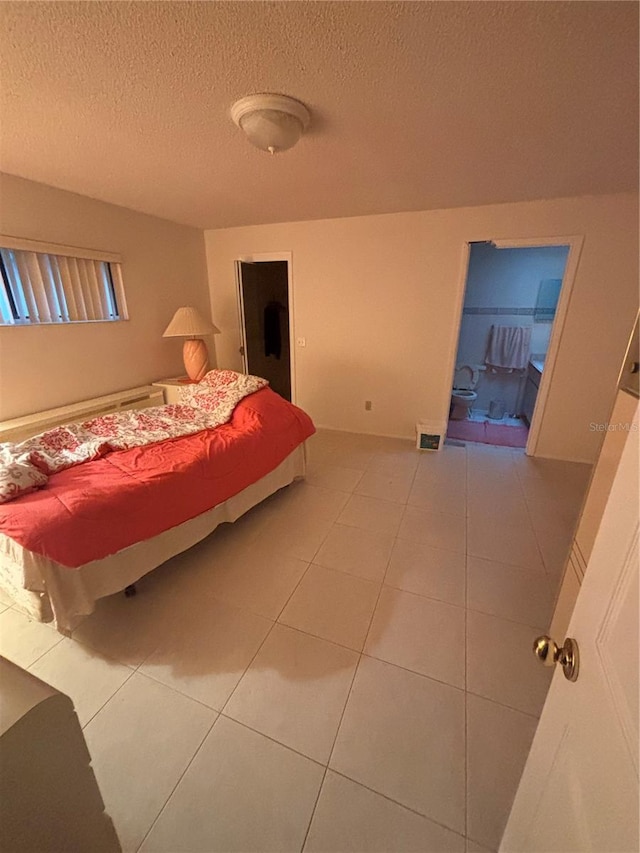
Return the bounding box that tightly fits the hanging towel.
[264,301,282,359]
[485,325,531,373]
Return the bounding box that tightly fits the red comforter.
[0,388,314,568]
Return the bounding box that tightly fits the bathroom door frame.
[448,234,584,456]
[234,251,297,404]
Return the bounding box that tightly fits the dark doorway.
[238,260,291,401]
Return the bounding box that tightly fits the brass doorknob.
[533,635,579,682]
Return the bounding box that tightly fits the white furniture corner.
[0,657,121,851]
[151,378,191,405]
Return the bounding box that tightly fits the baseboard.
[528,450,594,465]
[313,423,414,441]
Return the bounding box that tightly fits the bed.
[0,373,315,633]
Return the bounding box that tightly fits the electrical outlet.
[365,400,372,411]
[296,337,306,347]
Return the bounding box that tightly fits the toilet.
[450,365,479,420]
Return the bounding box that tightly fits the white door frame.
[448,235,584,456]
[234,252,297,404]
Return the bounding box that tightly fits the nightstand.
[152,377,193,405]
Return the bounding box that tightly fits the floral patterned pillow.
[200,369,268,391]
[0,458,48,504]
[200,369,244,388]
[179,370,268,411]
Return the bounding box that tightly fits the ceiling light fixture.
[231,94,310,155]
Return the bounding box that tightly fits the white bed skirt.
[0,446,306,633]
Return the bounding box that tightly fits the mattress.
[0,447,306,632]
[0,387,314,631]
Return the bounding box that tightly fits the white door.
[501,396,639,852]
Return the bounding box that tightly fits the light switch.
[296,337,306,347]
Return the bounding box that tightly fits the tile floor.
[0,430,592,853]
[447,418,529,449]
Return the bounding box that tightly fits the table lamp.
[163,306,219,382]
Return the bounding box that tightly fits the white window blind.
[0,242,128,326]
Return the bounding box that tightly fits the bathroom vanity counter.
[529,358,545,375]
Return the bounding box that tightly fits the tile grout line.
[80,664,143,732]
[359,516,398,655]
[382,574,551,632]
[89,494,429,725]
[297,661,358,853]
[311,448,567,840]
[80,667,138,731]
[328,767,468,843]
[466,457,553,584]
[299,472,402,852]
[118,668,222,714]
[516,464,558,595]
[19,615,154,729]
[166,629,543,725]
[217,504,340,720]
[296,542,386,852]
[135,713,219,852]
[4,608,65,670]
[217,616,279,718]
[21,635,65,670]
[278,460,538,692]
[216,713,327,770]
[512,456,588,595]
[152,618,494,743]
[301,675,368,845]
[302,445,472,848]
[120,488,343,720]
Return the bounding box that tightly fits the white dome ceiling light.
[231,94,311,155]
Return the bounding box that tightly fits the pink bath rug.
[447,419,529,448]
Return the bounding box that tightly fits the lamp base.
[183,338,209,382]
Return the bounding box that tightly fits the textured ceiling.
[0,1,637,229]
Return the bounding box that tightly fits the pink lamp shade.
[163,307,220,382]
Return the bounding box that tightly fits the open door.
[501,395,639,851]
[236,259,293,401]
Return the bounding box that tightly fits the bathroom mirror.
[534,278,562,322]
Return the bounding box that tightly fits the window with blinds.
[0,240,128,326]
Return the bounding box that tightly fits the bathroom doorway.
[449,240,573,450]
[235,254,295,402]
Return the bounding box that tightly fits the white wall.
[0,174,211,420]
[206,192,638,463]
